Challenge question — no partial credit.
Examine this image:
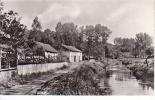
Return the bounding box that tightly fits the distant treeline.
[114,33,153,58]
[0,1,153,60]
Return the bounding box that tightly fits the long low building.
[61,44,82,62]
[36,42,58,60]
[18,42,59,63]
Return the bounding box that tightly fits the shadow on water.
[98,71,113,95]
[99,66,154,95]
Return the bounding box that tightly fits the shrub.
[36,63,109,95]
[56,64,69,70]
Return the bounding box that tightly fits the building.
[35,42,58,62]
[18,42,59,64]
[61,44,82,62]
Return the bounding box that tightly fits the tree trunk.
[13,46,18,68]
[145,57,148,67]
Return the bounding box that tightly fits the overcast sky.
[2,0,154,44]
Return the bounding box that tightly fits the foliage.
[114,37,135,52]
[145,46,154,57]
[32,16,42,31]
[36,62,111,95]
[135,33,152,50]
[134,33,153,58]
[0,10,26,46]
[0,8,26,66]
[114,33,153,58]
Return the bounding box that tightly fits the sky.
[2,0,155,44]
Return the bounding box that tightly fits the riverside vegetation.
[36,62,109,95]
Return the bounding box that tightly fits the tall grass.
[36,62,107,95]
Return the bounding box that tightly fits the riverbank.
[36,61,108,95]
[0,59,153,95]
[125,58,154,88]
[0,62,82,94]
[0,61,108,95]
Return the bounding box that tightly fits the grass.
[128,60,154,88]
[11,70,55,85]
[36,62,108,95]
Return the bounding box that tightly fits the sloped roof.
[36,42,58,53]
[62,44,82,52]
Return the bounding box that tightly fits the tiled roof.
[62,44,82,52]
[36,42,58,53]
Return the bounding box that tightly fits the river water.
[99,65,154,95]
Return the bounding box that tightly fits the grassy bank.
[0,70,55,89]
[36,62,109,95]
[128,59,154,88]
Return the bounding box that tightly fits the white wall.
[45,52,58,59]
[61,51,82,62]
[69,52,82,62]
[0,70,16,84]
[17,62,68,75]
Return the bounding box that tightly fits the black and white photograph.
[0,0,154,96]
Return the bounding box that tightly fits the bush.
[56,64,69,70]
[129,62,154,84]
[122,59,132,65]
[36,63,109,95]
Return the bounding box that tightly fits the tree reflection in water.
[100,71,113,95]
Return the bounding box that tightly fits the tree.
[0,0,3,12]
[62,22,78,46]
[0,10,26,66]
[131,47,140,58]
[28,16,42,41]
[95,24,111,43]
[135,33,152,49]
[85,25,96,57]
[114,37,135,52]
[135,33,153,58]
[42,28,55,45]
[32,16,42,31]
[55,22,64,49]
[145,46,154,58]
[77,24,111,59]
[55,22,79,48]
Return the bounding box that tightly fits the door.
[74,56,76,62]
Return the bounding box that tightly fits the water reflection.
[139,82,154,91]
[99,67,154,95]
[99,76,112,95]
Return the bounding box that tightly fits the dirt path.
[0,62,84,95]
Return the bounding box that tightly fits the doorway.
[74,56,76,62]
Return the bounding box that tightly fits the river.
[99,65,154,95]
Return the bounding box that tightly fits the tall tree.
[32,16,42,31]
[95,24,111,43]
[28,16,42,41]
[55,22,78,48]
[114,37,135,52]
[0,0,3,13]
[135,33,152,50]
[0,10,26,66]
[55,22,64,49]
[135,33,153,58]
[42,28,55,45]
